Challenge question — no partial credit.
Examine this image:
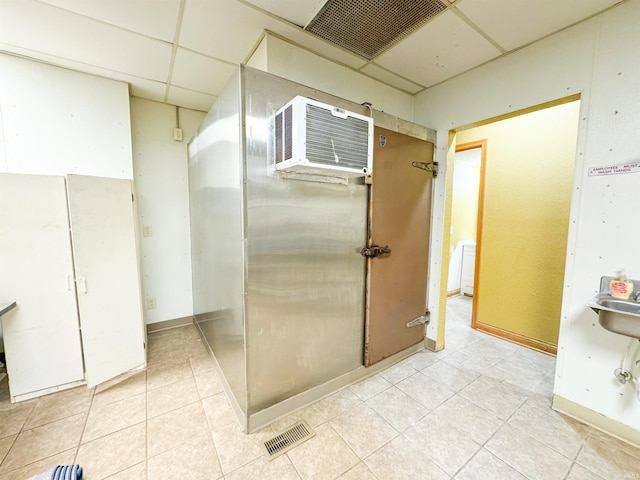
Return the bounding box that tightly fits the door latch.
[412,161,438,177]
[406,311,430,328]
[360,244,392,258]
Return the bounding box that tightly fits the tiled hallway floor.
[1,296,639,479]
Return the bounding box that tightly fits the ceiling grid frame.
[0,0,624,112]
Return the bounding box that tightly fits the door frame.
[454,140,487,331]
[438,94,581,353]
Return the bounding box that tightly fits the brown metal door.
[364,127,434,366]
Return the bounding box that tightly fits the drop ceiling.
[0,0,623,112]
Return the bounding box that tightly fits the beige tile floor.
[0,296,639,479]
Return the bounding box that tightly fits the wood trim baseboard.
[475,321,557,356]
[446,289,461,298]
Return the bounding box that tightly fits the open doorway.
[447,142,483,299]
[443,95,581,355]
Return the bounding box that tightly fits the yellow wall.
[456,100,580,346]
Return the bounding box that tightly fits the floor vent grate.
[262,421,315,459]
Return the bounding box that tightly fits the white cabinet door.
[66,175,145,387]
[0,173,85,399]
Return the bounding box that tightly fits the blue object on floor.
[33,465,82,480]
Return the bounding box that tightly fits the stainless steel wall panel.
[188,70,247,413]
[241,67,367,414]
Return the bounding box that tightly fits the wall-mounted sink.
[597,298,640,315]
[587,279,640,339]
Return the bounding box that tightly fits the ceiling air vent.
[305,0,448,60]
[273,96,373,178]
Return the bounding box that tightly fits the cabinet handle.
[78,276,87,294]
[66,274,73,291]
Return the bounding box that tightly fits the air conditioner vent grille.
[284,105,293,161]
[275,111,283,164]
[305,104,370,170]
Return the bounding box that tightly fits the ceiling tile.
[360,63,425,94]
[0,0,172,81]
[0,43,167,103]
[243,0,327,27]
[179,0,267,63]
[38,0,181,42]
[375,10,502,87]
[171,49,237,95]
[180,0,367,70]
[179,0,366,68]
[267,28,369,70]
[167,86,217,113]
[456,0,620,50]
[129,80,167,103]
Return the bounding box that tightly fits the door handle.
[360,244,391,258]
[78,276,87,294]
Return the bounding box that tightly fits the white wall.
[249,34,414,121]
[0,53,133,352]
[0,54,132,178]
[414,0,640,438]
[0,54,201,327]
[130,98,206,325]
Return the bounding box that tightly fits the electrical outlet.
[143,225,153,237]
[146,296,157,309]
[173,127,183,142]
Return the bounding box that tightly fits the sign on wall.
[588,162,640,176]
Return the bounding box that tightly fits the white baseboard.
[12,379,86,403]
[552,395,640,448]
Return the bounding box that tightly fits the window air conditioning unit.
[273,96,373,178]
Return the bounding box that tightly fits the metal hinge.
[406,310,430,328]
[360,244,391,258]
[412,161,438,177]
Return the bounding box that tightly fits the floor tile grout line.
[506,404,591,463]
[195,390,225,480]
[0,449,74,478]
[358,433,402,473]
[327,405,402,462]
[284,451,305,480]
[0,433,18,471]
[14,396,40,436]
[479,394,573,479]
[203,426,224,480]
[3,395,93,474]
[72,387,96,464]
[449,446,488,480]
[145,367,149,480]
